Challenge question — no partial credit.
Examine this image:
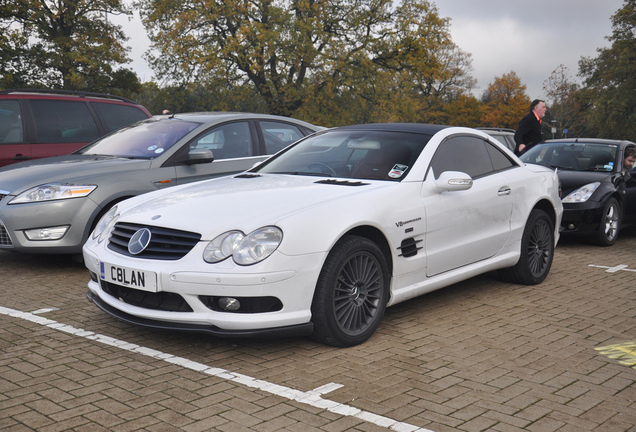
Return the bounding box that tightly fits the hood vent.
[314,179,368,186]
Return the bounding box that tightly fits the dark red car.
[0,89,151,167]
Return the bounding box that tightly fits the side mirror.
[183,148,214,165]
[434,171,473,192]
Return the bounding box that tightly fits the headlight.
[92,205,120,243]
[562,182,600,203]
[10,183,97,204]
[203,226,283,265]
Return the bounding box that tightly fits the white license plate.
[100,262,157,292]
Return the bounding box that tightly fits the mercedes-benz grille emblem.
[128,228,152,255]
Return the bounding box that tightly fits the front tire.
[499,209,554,285]
[311,235,389,347]
[594,197,620,246]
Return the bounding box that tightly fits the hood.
[557,170,612,195]
[118,174,390,238]
[0,155,151,194]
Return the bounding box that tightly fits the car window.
[260,121,306,154]
[431,135,495,179]
[255,130,431,181]
[521,143,618,172]
[31,100,99,143]
[0,100,23,143]
[490,133,515,151]
[486,141,516,171]
[92,102,150,132]
[192,122,253,159]
[80,118,199,159]
[30,100,100,143]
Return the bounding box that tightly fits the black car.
[520,138,636,246]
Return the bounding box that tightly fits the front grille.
[107,222,201,260]
[101,280,192,312]
[0,219,13,246]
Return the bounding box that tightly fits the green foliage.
[579,0,636,141]
[136,80,268,115]
[0,0,139,93]
[137,0,475,124]
[2,1,631,136]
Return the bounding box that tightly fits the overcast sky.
[113,0,625,99]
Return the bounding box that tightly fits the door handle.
[498,186,511,196]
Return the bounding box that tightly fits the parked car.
[83,124,562,347]
[519,138,636,246]
[0,112,321,255]
[478,127,517,152]
[0,89,152,167]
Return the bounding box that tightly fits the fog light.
[24,226,69,241]
[218,297,241,311]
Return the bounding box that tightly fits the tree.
[479,71,529,129]
[136,80,268,115]
[542,65,585,138]
[438,94,482,127]
[0,0,137,92]
[579,0,636,140]
[137,0,475,122]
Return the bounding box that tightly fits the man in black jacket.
[514,99,546,155]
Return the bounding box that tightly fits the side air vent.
[397,237,422,258]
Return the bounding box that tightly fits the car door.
[424,135,515,277]
[173,121,269,185]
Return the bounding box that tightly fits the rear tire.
[499,209,554,285]
[311,235,389,347]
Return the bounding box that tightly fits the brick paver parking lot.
[1,229,635,431]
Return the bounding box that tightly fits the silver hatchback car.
[0,112,321,255]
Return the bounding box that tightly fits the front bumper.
[83,242,327,336]
[0,195,98,254]
[559,201,605,236]
[86,290,314,338]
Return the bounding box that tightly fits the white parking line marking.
[31,307,59,314]
[588,264,636,273]
[0,306,434,432]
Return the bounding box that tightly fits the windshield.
[78,118,200,159]
[254,130,431,181]
[520,142,618,172]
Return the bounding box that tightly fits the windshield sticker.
[155,148,165,154]
[147,145,157,151]
[388,164,408,179]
